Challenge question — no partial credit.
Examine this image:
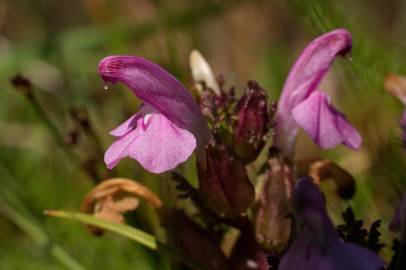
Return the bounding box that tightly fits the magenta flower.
[275,29,362,154]
[99,56,210,173]
[279,177,384,270]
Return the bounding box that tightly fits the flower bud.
[234,81,269,162]
[189,50,220,96]
[255,150,294,253]
[197,77,235,126]
[197,139,255,219]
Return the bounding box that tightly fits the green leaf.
[45,210,157,250]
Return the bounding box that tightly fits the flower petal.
[104,126,142,169]
[280,234,385,270]
[105,111,196,173]
[99,56,210,144]
[292,91,361,149]
[275,29,352,154]
[333,242,385,270]
[109,104,155,137]
[127,113,196,173]
[109,113,139,137]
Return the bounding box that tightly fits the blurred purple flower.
[275,29,362,154]
[279,177,384,270]
[99,56,210,173]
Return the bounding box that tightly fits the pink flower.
[275,29,362,155]
[99,56,210,173]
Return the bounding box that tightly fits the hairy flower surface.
[234,81,269,162]
[99,56,210,173]
[275,29,361,154]
[279,177,384,270]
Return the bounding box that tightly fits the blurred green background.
[0,0,406,269]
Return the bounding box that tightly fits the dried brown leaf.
[308,160,355,199]
[81,178,162,234]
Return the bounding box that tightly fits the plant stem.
[26,94,73,158]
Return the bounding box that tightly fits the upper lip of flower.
[99,55,210,173]
[98,56,122,82]
[274,29,361,155]
[99,55,210,141]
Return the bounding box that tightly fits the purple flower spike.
[275,29,361,154]
[292,91,361,149]
[279,177,385,270]
[99,56,210,173]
